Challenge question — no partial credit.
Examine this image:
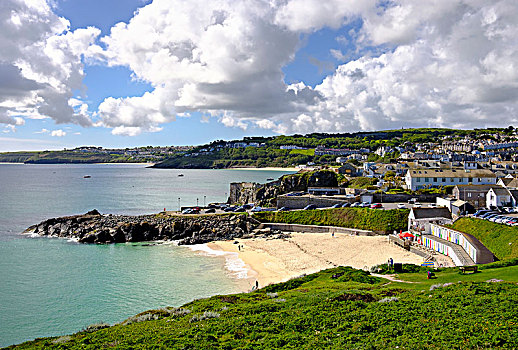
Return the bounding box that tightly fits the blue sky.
[1,0,516,151]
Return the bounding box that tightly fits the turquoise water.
[0,164,295,347]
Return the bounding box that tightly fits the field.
[10,263,518,349]
[254,207,410,233]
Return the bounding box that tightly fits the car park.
[304,204,317,210]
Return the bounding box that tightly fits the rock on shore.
[24,210,260,245]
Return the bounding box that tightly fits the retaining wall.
[258,222,375,236]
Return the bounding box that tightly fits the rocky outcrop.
[230,170,339,206]
[24,210,260,245]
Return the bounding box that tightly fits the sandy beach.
[209,232,438,288]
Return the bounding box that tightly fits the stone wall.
[258,223,375,236]
[276,195,355,209]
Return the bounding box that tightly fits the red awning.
[399,231,415,238]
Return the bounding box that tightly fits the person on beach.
[255,280,259,289]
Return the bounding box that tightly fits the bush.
[262,274,319,293]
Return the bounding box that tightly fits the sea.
[0,163,296,347]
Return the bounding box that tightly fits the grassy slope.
[450,218,518,260]
[254,208,410,232]
[10,265,518,349]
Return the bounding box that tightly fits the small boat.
[178,174,184,177]
[83,175,91,178]
[267,178,274,181]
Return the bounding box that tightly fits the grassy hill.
[9,264,518,349]
[254,208,410,233]
[450,218,518,260]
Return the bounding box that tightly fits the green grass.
[10,264,518,349]
[254,208,409,233]
[289,149,315,156]
[449,218,518,260]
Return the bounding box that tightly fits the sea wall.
[258,223,375,236]
[25,210,260,245]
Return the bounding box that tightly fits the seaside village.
[221,134,518,272]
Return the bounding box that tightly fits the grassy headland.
[254,208,410,233]
[9,264,518,349]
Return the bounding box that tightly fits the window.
[434,178,437,182]
[416,178,421,182]
[425,178,429,182]
[442,178,446,182]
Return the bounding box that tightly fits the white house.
[486,187,514,208]
[404,168,497,191]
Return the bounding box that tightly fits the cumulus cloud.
[90,0,518,135]
[0,0,99,128]
[3,0,518,136]
[50,129,66,137]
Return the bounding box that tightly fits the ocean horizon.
[0,163,295,347]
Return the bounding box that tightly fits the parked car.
[204,208,216,213]
[251,206,263,212]
[360,202,370,207]
[304,204,317,210]
[428,203,437,208]
[234,206,246,212]
[278,207,289,211]
[480,212,497,219]
[413,202,422,208]
[181,208,193,214]
[474,209,491,217]
[397,203,406,209]
[331,203,342,208]
[341,202,351,208]
[351,202,360,207]
[370,203,382,209]
[243,203,254,209]
[224,206,236,212]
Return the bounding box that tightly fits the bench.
[459,265,478,274]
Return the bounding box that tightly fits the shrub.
[262,274,319,293]
[83,323,110,333]
[190,311,221,323]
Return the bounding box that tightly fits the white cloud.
[0,0,99,129]
[3,0,517,137]
[51,129,66,137]
[264,0,518,133]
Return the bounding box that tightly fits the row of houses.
[407,208,495,266]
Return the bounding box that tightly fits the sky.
[0,0,517,151]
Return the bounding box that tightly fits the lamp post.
[204,195,206,207]
[178,197,181,211]
[196,198,199,207]
[225,192,227,204]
